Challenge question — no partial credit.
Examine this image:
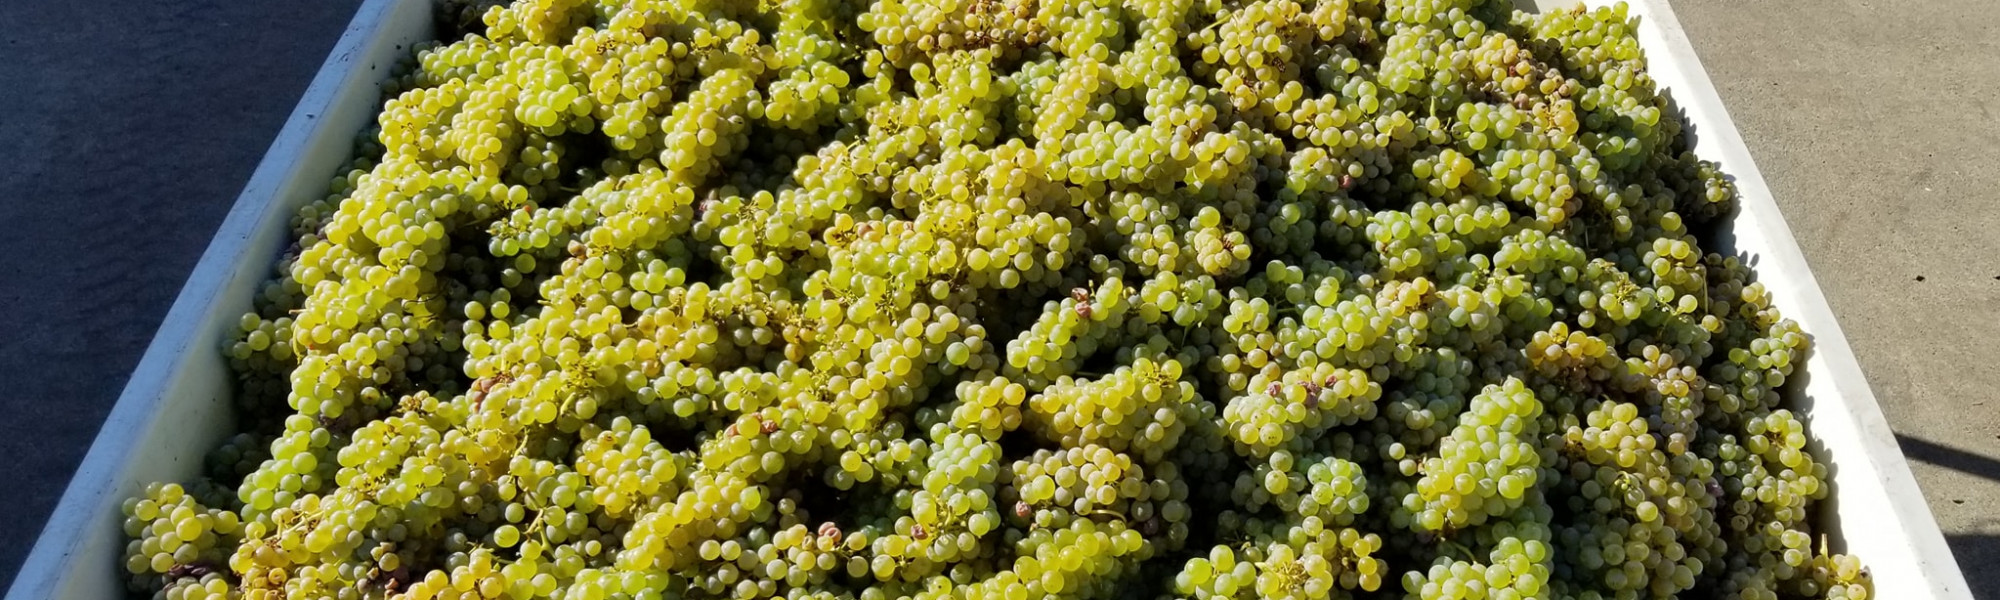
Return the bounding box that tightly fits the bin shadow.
[1896,433,2000,598]
[1946,534,2000,599]
[1896,434,2000,484]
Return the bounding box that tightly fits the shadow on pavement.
[1896,433,2000,597]
[1945,535,1999,599]
[1896,433,2000,484]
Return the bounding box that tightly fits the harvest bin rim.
[8,0,1972,598]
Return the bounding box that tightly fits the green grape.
[117,2,1865,599]
[1401,377,1544,533]
[1026,354,1200,463]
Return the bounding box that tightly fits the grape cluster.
[1174,522,1388,600]
[1401,510,1555,600]
[126,1,1870,599]
[1547,400,1721,598]
[1025,355,1197,463]
[1398,377,1544,534]
[121,483,243,592]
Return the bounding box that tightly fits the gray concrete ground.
[1671,1,2000,595]
[0,0,1994,595]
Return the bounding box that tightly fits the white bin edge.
[7,0,1972,598]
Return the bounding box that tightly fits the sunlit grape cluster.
[121,483,243,596]
[129,1,1870,599]
[1398,377,1544,534]
[1025,355,1198,463]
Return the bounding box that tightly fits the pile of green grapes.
[119,0,1873,598]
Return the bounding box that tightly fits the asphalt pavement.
[0,0,365,589]
[0,0,1994,595]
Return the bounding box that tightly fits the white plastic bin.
[6,0,1973,598]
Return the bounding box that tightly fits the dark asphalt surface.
[0,0,363,590]
[1,0,1996,596]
